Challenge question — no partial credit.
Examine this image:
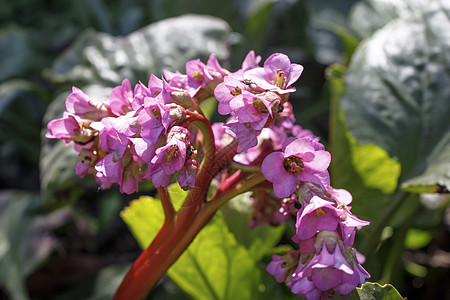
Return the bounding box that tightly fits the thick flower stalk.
[46,50,369,300]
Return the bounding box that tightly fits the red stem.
[113,118,240,300]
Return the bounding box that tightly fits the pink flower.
[137,97,166,143]
[287,274,323,300]
[244,53,303,94]
[108,78,133,116]
[65,87,111,120]
[266,250,300,283]
[151,126,190,175]
[224,118,260,153]
[91,112,139,156]
[241,50,261,71]
[95,152,122,190]
[177,158,199,190]
[186,54,227,90]
[261,138,331,198]
[45,115,80,140]
[295,196,340,240]
[75,147,97,178]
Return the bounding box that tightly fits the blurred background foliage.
[0,0,449,299]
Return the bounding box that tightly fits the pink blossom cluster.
[263,137,370,299]
[46,51,370,297]
[45,53,231,193]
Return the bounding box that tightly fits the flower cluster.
[263,137,370,299]
[46,50,370,298]
[46,70,201,193]
[214,52,303,152]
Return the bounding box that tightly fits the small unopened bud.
[167,103,186,121]
[170,90,194,108]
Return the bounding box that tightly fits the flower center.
[283,155,304,174]
[252,98,268,113]
[165,145,179,162]
[230,86,242,96]
[276,69,286,88]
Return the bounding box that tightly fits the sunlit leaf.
[0,191,54,300]
[342,2,450,192]
[349,0,434,39]
[121,185,262,300]
[327,64,400,224]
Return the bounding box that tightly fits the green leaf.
[120,184,187,249]
[121,185,262,300]
[50,15,231,87]
[167,214,260,300]
[349,0,439,39]
[0,191,53,300]
[199,96,218,121]
[334,282,403,300]
[0,28,43,82]
[327,64,400,223]
[51,264,130,300]
[404,228,433,250]
[342,3,450,193]
[220,192,285,261]
[356,282,403,300]
[120,196,163,249]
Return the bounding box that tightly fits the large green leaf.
[328,64,400,224]
[121,185,262,300]
[342,2,450,193]
[348,0,436,39]
[50,14,231,87]
[167,214,260,300]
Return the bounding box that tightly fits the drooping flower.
[151,126,190,175]
[287,231,370,299]
[177,157,199,190]
[266,249,300,283]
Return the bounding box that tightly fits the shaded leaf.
[51,264,130,300]
[342,2,450,192]
[50,14,231,87]
[0,191,54,300]
[221,192,285,261]
[348,0,434,39]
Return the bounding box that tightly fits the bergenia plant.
[46,51,370,300]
